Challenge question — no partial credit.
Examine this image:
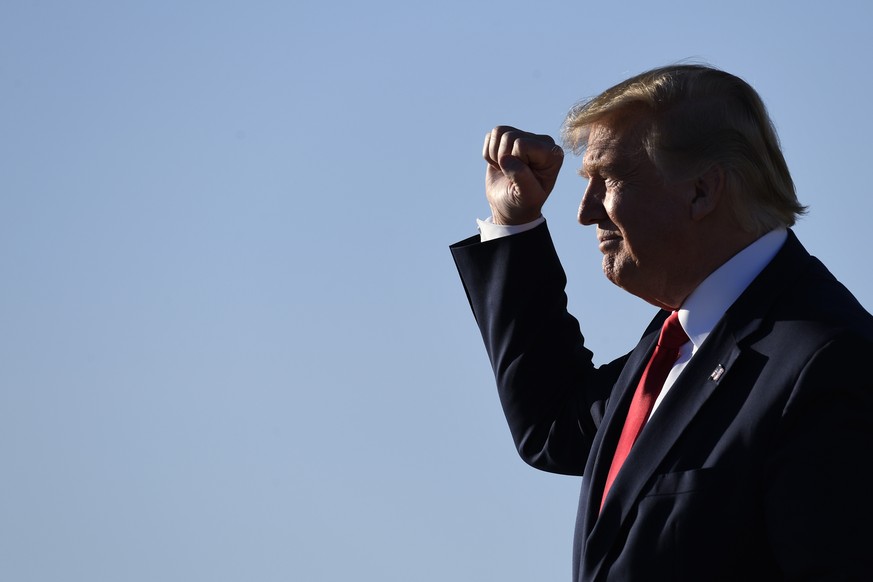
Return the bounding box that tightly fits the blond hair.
[562,64,806,233]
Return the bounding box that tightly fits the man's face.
[577,118,694,309]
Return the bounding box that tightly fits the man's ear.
[690,165,725,221]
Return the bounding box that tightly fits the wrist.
[490,207,542,226]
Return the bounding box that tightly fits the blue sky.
[3,1,872,580]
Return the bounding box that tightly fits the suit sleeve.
[450,223,628,476]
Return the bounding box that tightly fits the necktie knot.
[658,311,688,351]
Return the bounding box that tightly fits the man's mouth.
[598,232,622,252]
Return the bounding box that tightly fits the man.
[451,64,873,580]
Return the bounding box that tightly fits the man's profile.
[451,64,873,580]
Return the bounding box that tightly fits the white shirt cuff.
[477,216,545,242]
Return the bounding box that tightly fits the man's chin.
[601,260,625,289]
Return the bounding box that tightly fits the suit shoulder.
[776,255,873,340]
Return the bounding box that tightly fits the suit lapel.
[582,321,746,579]
[579,231,813,580]
[600,323,743,512]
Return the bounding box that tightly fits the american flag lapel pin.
[710,364,726,382]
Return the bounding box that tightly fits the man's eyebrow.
[578,159,612,178]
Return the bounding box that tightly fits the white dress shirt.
[477,216,788,417]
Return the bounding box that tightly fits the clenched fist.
[483,126,564,225]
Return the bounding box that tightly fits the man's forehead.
[581,122,647,170]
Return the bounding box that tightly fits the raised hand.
[482,126,564,225]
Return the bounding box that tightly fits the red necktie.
[600,311,688,510]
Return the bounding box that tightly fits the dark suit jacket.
[451,223,873,581]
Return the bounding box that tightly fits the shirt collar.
[678,229,788,352]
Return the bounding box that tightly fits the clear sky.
[3,1,872,580]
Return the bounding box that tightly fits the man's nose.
[578,180,605,226]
